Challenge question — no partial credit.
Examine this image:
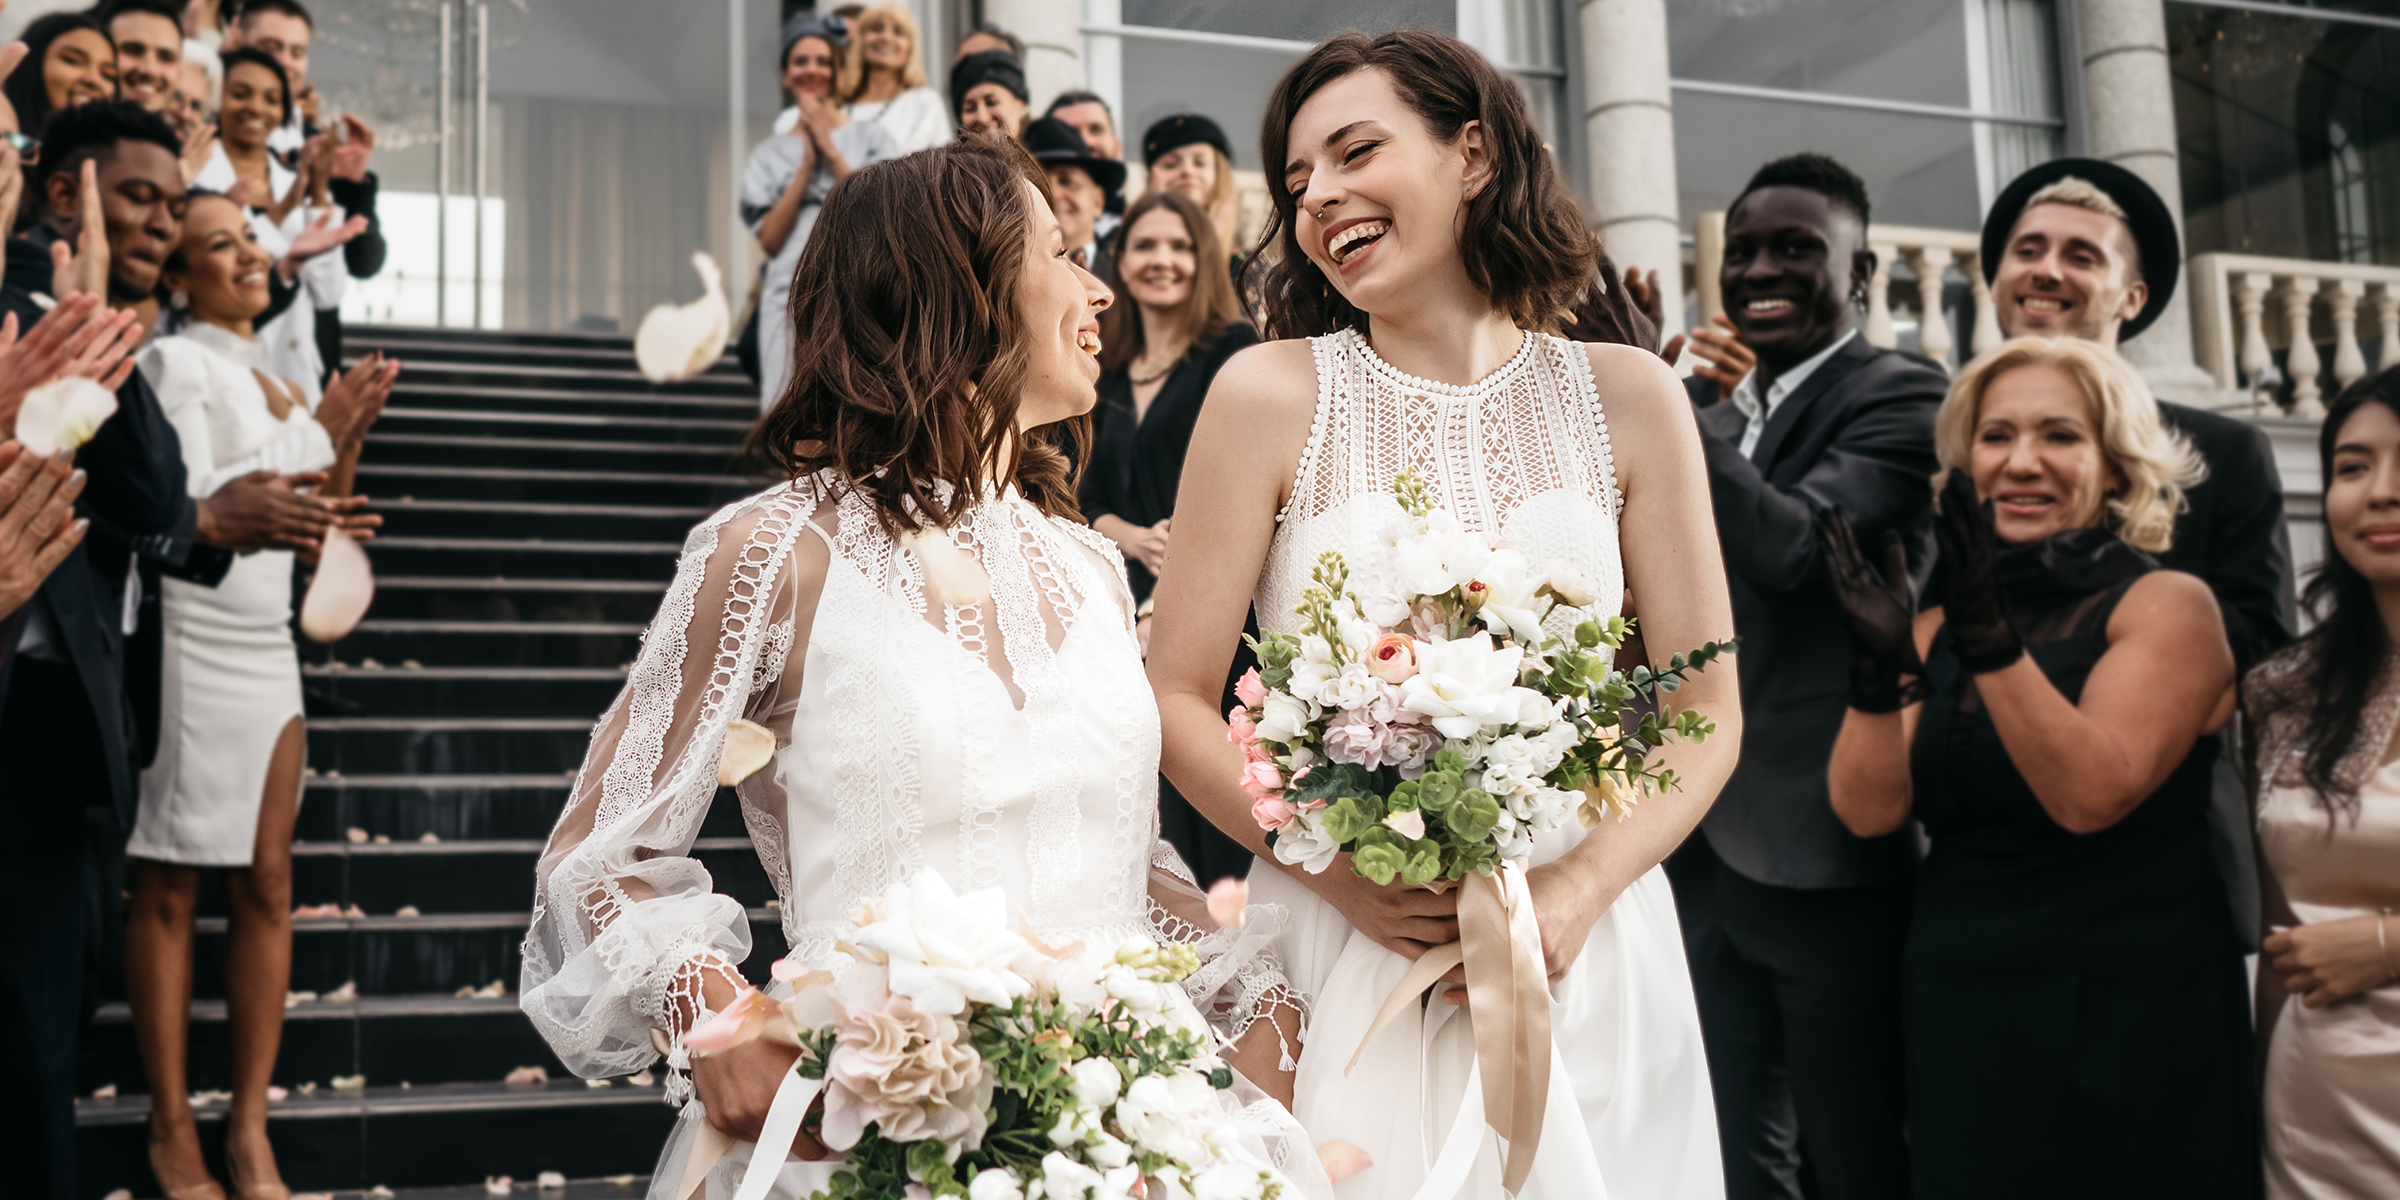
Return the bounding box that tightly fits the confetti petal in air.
[15,376,118,456]
[633,252,730,383]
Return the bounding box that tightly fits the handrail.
[2188,253,2400,418]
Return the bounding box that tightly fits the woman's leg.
[127,855,211,1192]
[222,716,304,1196]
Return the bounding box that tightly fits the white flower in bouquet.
[1316,662,1382,711]
[852,870,1031,1015]
[1252,690,1315,745]
[1389,510,1494,597]
[1191,1162,1277,1200]
[1475,732,1544,796]
[967,1168,1026,1200]
[1068,1057,1123,1110]
[1468,551,1551,647]
[1490,807,1537,861]
[1039,1152,1107,1198]
[815,969,993,1152]
[1114,1071,1224,1166]
[1543,559,1602,608]
[1269,808,1341,873]
[1399,632,1552,738]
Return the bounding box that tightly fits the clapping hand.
[330,114,376,182]
[1661,313,1758,392]
[1127,517,1170,576]
[277,207,371,282]
[0,295,142,435]
[1822,509,1923,712]
[2265,917,2399,1008]
[0,440,88,621]
[1930,469,2022,674]
[316,350,400,447]
[49,161,110,302]
[178,118,218,186]
[195,469,340,554]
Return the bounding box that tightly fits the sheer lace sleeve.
[519,482,821,1097]
[1147,844,1310,1072]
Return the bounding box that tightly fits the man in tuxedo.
[1665,153,1943,1200]
[1981,159,2295,945]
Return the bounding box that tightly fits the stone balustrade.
[1692,214,2001,370]
[2188,253,2400,418]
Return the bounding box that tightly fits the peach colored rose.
[821,987,991,1150]
[1234,667,1268,709]
[1365,634,1420,684]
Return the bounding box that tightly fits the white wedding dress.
[1245,329,1724,1199]
[522,474,1324,1199]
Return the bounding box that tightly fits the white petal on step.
[395,905,421,918]
[332,1074,367,1091]
[15,377,118,456]
[325,980,358,1002]
[346,827,369,843]
[91,1083,116,1101]
[537,1172,567,1190]
[103,1190,132,1200]
[503,1064,549,1087]
[718,717,776,785]
[485,1177,514,1196]
[299,529,376,643]
[633,252,730,383]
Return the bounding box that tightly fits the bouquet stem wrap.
[676,1064,825,1200]
[1343,860,1550,1197]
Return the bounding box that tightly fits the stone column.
[2076,0,2223,401]
[983,0,1084,114]
[1578,0,1683,335]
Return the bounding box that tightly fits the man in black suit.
[1980,159,2295,947]
[0,101,339,1197]
[1665,154,1943,1200]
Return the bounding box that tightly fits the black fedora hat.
[1023,117,1128,196]
[1142,113,1230,167]
[1979,157,2180,341]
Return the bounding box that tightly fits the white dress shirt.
[1728,329,1857,458]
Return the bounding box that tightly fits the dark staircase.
[76,327,791,1195]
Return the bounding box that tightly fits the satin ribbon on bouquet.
[675,1065,826,1200]
[1344,859,1552,1198]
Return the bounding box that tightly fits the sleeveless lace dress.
[521,475,1323,1199]
[1244,329,1724,1199]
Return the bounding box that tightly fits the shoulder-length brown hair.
[1098,189,1245,373]
[748,136,1079,534]
[1250,30,1597,340]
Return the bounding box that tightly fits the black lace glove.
[1822,509,1925,713]
[1931,468,2024,674]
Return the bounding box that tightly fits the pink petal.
[684,989,763,1054]
[1205,878,1249,929]
[298,530,375,643]
[1318,1139,1374,1183]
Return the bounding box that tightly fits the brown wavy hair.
[1098,189,1245,373]
[1250,29,1598,339]
[748,136,1079,534]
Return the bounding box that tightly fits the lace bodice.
[524,474,1299,1099]
[1260,329,1625,637]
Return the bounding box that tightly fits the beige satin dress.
[2258,757,2400,1198]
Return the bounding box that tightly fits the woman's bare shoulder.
[2114,569,2228,640]
[1206,336,1319,407]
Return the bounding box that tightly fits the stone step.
[277,837,769,917]
[75,1078,677,1193]
[79,994,565,1097]
[295,777,750,845]
[306,663,632,717]
[363,432,743,474]
[386,366,751,403]
[323,620,644,672]
[372,497,714,542]
[357,463,763,509]
[361,537,682,583]
[307,717,608,776]
[375,406,752,447]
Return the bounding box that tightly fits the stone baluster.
[2236,272,2274,389]
[1904,247,1951,368]
[2277,276,2325,418]
[2374,282,2400,374]
[1864,241,1897,350]
[2326,278,2369,393]
[1960,249,2002,356]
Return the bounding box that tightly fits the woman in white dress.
[126,191,397,1200]
[828,4,950,153]
[1147,31,1742,1200]
[745,14,899,410]
[523,136,1323,1200]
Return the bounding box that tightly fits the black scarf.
[1992,526,2156,620]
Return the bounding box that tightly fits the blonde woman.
[1821,337,2255,1199]
[826,3,948,153]
[1139,114,1239,268]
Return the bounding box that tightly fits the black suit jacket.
[0,232,228,821]
[1689,335,1948,890]
[2155,403,2294,671]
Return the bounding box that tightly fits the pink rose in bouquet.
[1365,633,1419,683]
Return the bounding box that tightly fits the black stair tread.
[290,836,750,857]
[75,1077,670,1127]
[367,578,667,593]
[92,993,529,1024]
[368,433,742,457]
[391,377,752,403]
[306,773,574,788]
[380,407,753,434]
[382,499,718,519]
[192,907,777,935]
[306,665,631,678]
[347,620,646,635]
[359,464,761,488]
[308,717,600,730]
[369,537,682,554]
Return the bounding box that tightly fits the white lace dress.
[1245,329,1724,1199]
[522,474,1320,1199]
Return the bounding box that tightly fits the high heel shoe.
[225,1138,292,1200]
[148,1139,228,1200]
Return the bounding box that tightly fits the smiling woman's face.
[165,193,272,325]
[1969,362,2120,544]
[1281,68,1482,318]
[1120,206,1196,314]
[1014,178,1113,431]
[2327,398,2400,588]
[45,28,117,113]
[220,61,283,152]
[784,36,838,100]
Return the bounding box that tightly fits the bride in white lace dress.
[1148,33,1742,1199]
[520,139,1323,1199]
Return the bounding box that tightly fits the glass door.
[317,0,784,332]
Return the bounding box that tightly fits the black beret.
[1142,113,1230,167]
[1980,157,2180,342]
[950,50,1028,115]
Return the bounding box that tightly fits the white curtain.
[1970,0,2066,210]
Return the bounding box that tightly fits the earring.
[169,291,189,310]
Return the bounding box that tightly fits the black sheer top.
[1080,321,1259,601]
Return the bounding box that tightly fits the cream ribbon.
[676,1064,826,1200]
[1344,860,1552,1197]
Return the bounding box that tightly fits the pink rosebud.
[1239,760,1283,800]
[1207,877,1251,928]
[1226,709,1259,746]
[1251,792,1299,831]
[1366,634,1420,684]
[1461,579,1490,609]
[1234,667,1268,709]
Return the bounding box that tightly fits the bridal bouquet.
[679,869,1300,1200]
[1236,470,1733,886]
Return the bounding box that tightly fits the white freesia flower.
[1086,1133,1133,1169]
[1355,582,1414,629]
[1544,559,1600,608]
[851,870,1030,1015]
[14,376,119,457]
[1399,633,1553,738]
[967,1168,1025,1200]
[1471,551,1550,647]
[1114,1072,1221,1164]
[1191,1164,1273,1200]
[1253,690,1315,745]
[1270,809,1341,874]
[1041,1152,1106,1198]
[1050,1099,1106,1148]
[1317,662,1381,711]
[1492,808,1536,861]
[1388,510,1492,597]
[1069,1058,1123,1110]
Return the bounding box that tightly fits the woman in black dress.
[1082,187,1255,882]
[1822,337,2257,1199]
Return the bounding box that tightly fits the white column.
[1578,0,1683,335]
[1083,0,1124,138]
[984,0,1084,113]
[2075,0,2223,402]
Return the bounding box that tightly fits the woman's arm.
[1975,570,2236,833]
[1827,609,1943,837]
[1147,341,1466,960]
[754,144,818,257]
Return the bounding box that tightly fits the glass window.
[1671,90,1982,231]
[1668,0,1973,108]
[1120,0,1448,44]
[2169,3,2400,265]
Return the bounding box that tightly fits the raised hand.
[178,119,218,187]
[1821,509,1924,712]
[278,208,370,282]
[0,296,139,435]
[49,160,111,301]
[1660,313,1757,392]
[315,350,400,447]
[330,114,377,182]
[0,441,88,621]
[1931,468,2022,673]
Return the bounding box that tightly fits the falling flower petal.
[718,717,776,786]
[14,376,117,456]
[1318,1139,1374,1183]
[902,529,993,609]
[633,252,730,383]
[683,987,767,1054]
[395,905,421,918]
[1383,809,1427,840]
[1206,877,1249,930]
[299,529,375,642]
